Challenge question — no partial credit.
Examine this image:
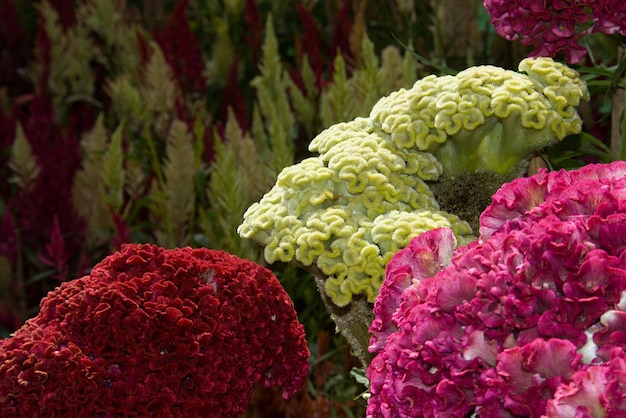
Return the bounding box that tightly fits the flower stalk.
[612,46,626,160]
[312,273,375,366]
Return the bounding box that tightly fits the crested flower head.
[238,57,587,308]
[239,117,474,308]
[367,161,626,417]
[0,244,309,416]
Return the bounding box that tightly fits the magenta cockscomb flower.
[545,348,626,416]
[367,161,626,417]
[0,243,310,417]
[484,0,626,63]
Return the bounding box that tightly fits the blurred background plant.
[0,0,622,416]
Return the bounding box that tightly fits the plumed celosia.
[367,161,626,417]
[239,57,586,310]
[0,243,310,417]
[484,0,626,63]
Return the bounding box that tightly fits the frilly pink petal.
[370,228,457,352]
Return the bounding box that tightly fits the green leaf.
[24,269,58,286]
[610,56,626,89]
[547,132,616,169]
[192,233,212,248]
[349,367,370,389]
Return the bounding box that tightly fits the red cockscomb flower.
[0,243,309,416]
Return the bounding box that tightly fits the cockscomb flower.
[484,0,626,63]
[239,57,586,309]
[545,348,626,416]
[0,243,309,417]
[367,161,626,417]
[240,57,586,366]
[370,56,587,176]
[239,117,474,310]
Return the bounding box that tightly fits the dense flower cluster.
[239,57,587,308]
[367,161,626,417]
[484,0,626,63]
[0,244,310,416]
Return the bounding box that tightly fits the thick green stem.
[14,217,27,324]
[429,168,522,233]
[612,46,625,160]
[612,87,625,159]
[312,274,374,368]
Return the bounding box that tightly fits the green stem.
[312,274,374,368]
[612,46,626,160]
[621,94,626,162]
[613,87,625,160]
[14,214,27,324]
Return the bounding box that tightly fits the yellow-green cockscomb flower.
[238,57,588,308]
[371,57,588,175]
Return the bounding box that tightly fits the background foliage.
[0,0,622,415]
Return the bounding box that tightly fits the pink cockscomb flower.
[545,348,626,416]
[367,161,626,417]
[484,0,626,63]
[0,244,310,417]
